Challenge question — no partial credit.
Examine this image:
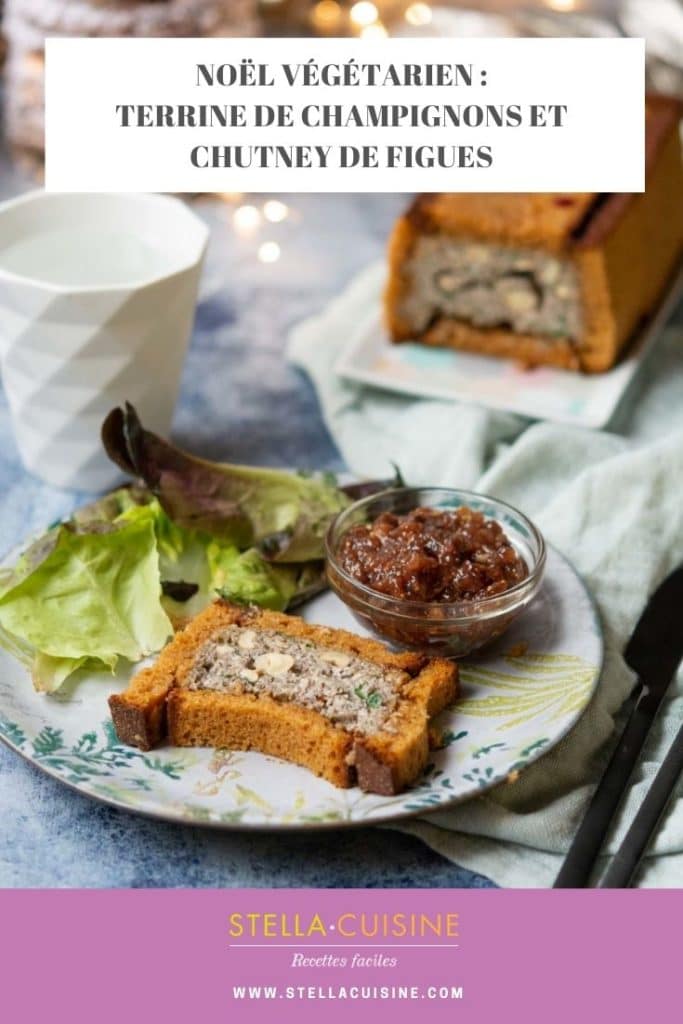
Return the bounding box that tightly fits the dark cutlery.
[600,718,683,887]
[554,567,683,888]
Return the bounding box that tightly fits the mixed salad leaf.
[102,403,350,562]
[0,514,172,692]
[116,492,327,616]
[0,405,358,693]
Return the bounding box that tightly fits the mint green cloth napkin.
[287,268,683,888]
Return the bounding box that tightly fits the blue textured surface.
[0,185,495,889]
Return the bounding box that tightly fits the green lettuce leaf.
[117,497,213,617]
[210,544,299,611]
[0,517,172,691]
[31,652,117,695]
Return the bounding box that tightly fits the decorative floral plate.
[0,544,602,829]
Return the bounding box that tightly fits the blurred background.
[0,0,681,174]
[0,2,680,892]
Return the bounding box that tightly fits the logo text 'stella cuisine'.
[229,912,460,940]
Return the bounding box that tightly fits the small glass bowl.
[325,487,546,658]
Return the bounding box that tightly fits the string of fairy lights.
[231,4,435,261]
[235,0,581,262]
[311,2,432,37]
[228,199,290,264]
[263,1,580,37]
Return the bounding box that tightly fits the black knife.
[599,717,683,887]
[554,567,683,888]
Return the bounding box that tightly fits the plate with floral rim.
[0,541,603,830]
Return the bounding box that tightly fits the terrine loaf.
[386,95,683,373]
[109,601,458,795]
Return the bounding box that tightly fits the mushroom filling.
[185,626,406,735]
[401,236,583,341]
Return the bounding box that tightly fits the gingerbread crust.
[385,96,683,374]
[109,601,458,795]
[417,319,580,371]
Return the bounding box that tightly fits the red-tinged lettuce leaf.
[101,404,350,563]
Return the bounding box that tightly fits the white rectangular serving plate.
[335,263,683,429]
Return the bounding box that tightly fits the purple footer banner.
[2,888,679,1022]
